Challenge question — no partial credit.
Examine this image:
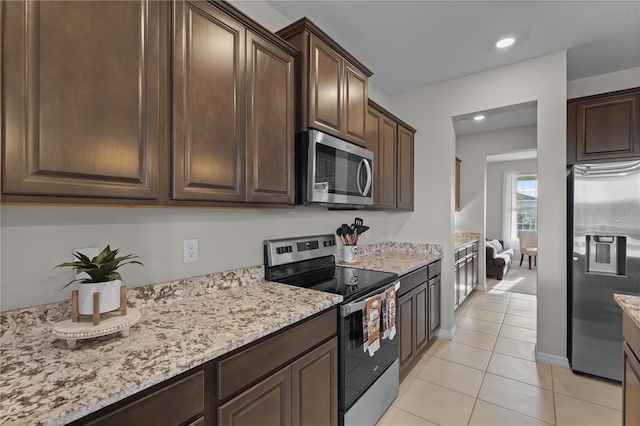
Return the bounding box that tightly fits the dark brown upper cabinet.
[172,0,246,202]
[397,124,415,211]
[366,100,416,211]
[172,0,296,205]
[277,18,372,147]
[2,0,160,200]
[567,87,640,165]
[245,31,295,204]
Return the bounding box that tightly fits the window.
[516,174,537,231]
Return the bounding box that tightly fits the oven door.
[306,130,373,206]
[339,282,399,413]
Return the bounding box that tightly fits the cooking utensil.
[341,224,354,245]
[353,217,364,227]
[356,225,369,235]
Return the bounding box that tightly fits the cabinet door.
[429,279,440,336]
[464,258,471,297]
[291,339,338,426]
[398,291,415,369]
[573,91,640,163]
[365,107,382,209]
[397,125,415,210]
[309,35,342,137]
[2,1,159,199]
[246,32,295,204]
[414,283,429,354]
[83,370,205,426]
[454,262,461,308]
[379,117,398,209]
[343,63,368,145]
[173,0,246,202]
[455,157,462,212]
[472,253,479,288]
[623,342,640,426]
[218,366,292,426]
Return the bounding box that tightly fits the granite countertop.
[338,241,443,276]
[614,293,640,329]
[0,266,342,426]
[455,232,481,249]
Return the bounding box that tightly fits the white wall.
[455,126,537,287]
[0,206,390,311]
[567,67,640,99]
[456,125,537,235]
[486,158,538,240]
[389,52,568,363]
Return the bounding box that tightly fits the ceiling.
[266,1,640,97]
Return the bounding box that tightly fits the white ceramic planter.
[77,280,122,315]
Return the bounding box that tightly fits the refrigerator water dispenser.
[586,235,627,276]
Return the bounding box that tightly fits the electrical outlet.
[364,230,370,239]
[74,247,99,280]
[183,239,198,263]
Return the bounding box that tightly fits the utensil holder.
[343,245,358,263]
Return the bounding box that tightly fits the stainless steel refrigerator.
[568,160,640,382]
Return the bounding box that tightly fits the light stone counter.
[615,293,640,329]
[0,266,342,426]
[338,241,443,276]
[455,232,481,249]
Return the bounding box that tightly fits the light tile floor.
[378,288,622,426]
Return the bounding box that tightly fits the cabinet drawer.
[427,260,441,280]
[623,313,640,359]
[217,308,337,401]
[82,370,204,426]
[398,266,428,296]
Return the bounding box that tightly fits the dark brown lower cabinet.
[397,266,429,372]
[623,312,640,426]
[291,339,338,426]
[414,283,429,354]
[74,369,207,426]
[218,338,338,426]
[397,261,442,373]
[454,242,479,310]
[218,367,292,426]
[398,291,415,368]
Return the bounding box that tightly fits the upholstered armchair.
[518,231,537,269]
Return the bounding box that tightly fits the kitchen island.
[0,266,342,425]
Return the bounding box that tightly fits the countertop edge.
[614,293,640,329]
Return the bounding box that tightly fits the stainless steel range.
[264,234,400,426]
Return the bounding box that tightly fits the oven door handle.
[340,281,400,317]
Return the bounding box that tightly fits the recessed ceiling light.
[474,115,485,121]
[496,37,515,48]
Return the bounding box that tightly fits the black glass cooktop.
[269,257,398,303]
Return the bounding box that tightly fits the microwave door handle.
[363,159,372,196]
[356,159,364,195]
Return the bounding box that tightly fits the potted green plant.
[55,245,143,315]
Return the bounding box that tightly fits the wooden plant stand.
[52,308,141,350]
[72,285,128,326]
[52,286,140,350]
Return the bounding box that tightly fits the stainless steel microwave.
[296,130,374,208]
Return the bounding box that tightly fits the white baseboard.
[535,345,570,368]
[435,324,456,340]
